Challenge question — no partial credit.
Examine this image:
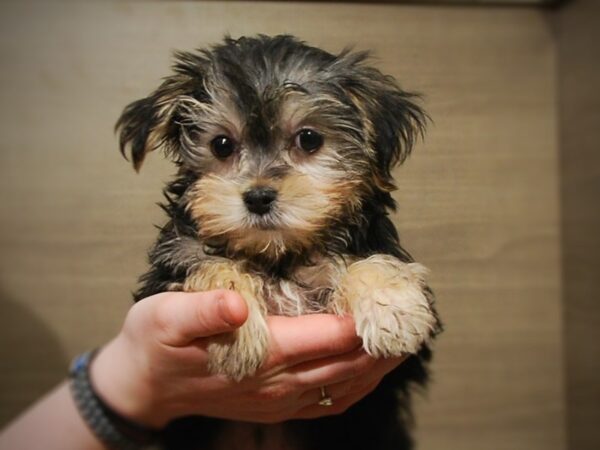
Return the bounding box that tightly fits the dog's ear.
[338,52,428,184]
[365,84,427,179]
[115,78,185,172]
[116,47,212,172]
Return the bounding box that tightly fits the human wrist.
[90,337,169,428]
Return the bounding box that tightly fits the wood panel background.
[556,0,600,449]
[0,2,566,450]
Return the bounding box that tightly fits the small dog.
[117,35,441,450]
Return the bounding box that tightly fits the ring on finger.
[318,386,333,406]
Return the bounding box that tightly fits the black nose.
[243,186,278,215]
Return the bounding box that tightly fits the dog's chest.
[180,250,342,316]
[263,257,338,315]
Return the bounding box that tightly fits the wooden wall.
[556,0,600,449]
[0,2,566,450]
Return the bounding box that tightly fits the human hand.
[91,290,407,428]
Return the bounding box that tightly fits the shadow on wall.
[0,288,67,427]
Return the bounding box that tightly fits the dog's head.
[117,35,426,260]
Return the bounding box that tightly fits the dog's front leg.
[182,259,268,381]
[330,255,438,358]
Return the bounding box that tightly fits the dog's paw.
[355,284,436,358]
[206,313,269,381]
[182,259,269,381]
[333,256,438,358]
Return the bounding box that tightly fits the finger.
[295,355,407,408]
[151,290,248,345]
[289,348,376,389]
[292,379,380,420]
[236,349,373,416]
[297,377,358,411]
[263,314,362,369]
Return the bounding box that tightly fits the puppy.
[117,35,441,450]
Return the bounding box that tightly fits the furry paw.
[206,313,269,381]
[333,256,438,358]
[183,259,269,380]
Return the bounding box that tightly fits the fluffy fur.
[116,35,441,450]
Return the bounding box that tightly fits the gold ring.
[318,386,333,406]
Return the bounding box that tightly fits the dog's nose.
[243,186,278,215]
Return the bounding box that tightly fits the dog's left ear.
[115,78,185,172]
[339,53,428,183]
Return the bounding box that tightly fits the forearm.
[0,381,106,450]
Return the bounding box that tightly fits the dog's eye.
[295,129,323,153]
[210,135,236,159]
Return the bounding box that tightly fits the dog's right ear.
[117,50,213,171]
[115,78,184,172]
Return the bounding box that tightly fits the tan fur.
[347,92,377,159]
[134,90,182,171]
[330,255,437,357]
[179,256,337,378]
[183,259,269,380]
[175,248,435,377]
[186,175,248,238]
[186,166,363,260]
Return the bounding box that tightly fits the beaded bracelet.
[69,349,161,450]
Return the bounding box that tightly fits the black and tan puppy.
[117,34,441,450]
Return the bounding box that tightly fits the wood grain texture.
[0,2,565,449]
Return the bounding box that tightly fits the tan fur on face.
[186,174,247,238]
[186,167,363,259]
[180,78,376,260]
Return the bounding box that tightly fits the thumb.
[152,290,248,345]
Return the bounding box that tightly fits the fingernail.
[220,292,247,327]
